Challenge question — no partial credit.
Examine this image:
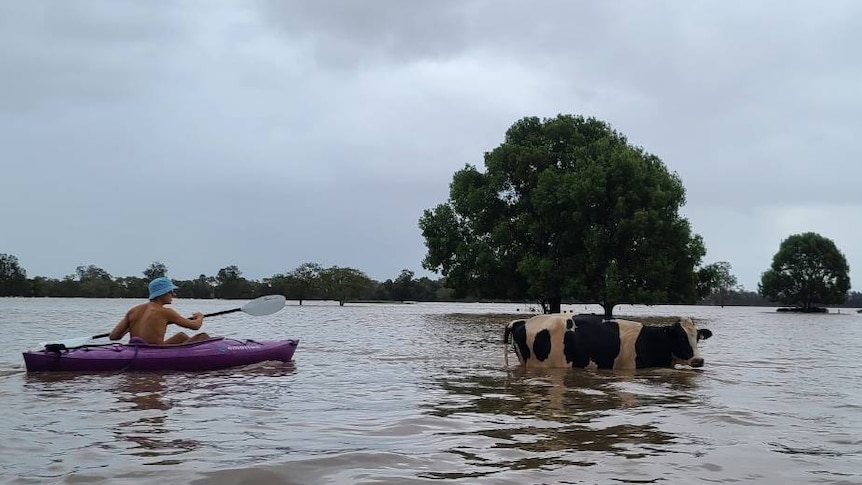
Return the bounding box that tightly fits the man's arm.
[164,308,204,331]
[109,313,131,341]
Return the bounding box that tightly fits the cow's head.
[668,317,712,368]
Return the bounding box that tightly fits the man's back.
[125,302,172,344]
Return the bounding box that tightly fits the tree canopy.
[267,262,323,305]
[759,232,850,310]
[0,253,28,297]
[143,261,167,280]
[216,265,253,299]
[318,266,373,306]
[419,114,705,315]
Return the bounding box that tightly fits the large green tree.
[420,114,705,316]
[759,232,850,310]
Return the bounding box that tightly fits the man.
[109,276,209,345]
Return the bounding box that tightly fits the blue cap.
[148,277,178,300]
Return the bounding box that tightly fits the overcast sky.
[2,1,860,291]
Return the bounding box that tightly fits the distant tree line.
[2,252,860,309]
[697,288,862,308]
[0,256,451,304]
[4,251,858,309]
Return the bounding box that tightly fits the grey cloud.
[0,2,190,111]
[255,0,483,67]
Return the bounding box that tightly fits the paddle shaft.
[88,307,242,341]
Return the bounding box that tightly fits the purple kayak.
[23,337,299,372]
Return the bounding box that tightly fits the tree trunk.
[548,296,562,314]
[602,302,615,319]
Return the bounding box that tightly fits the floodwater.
[1,298,861,484]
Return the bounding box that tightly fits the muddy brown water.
[1,298,860,484]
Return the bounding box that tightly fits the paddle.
[39,295,287,350]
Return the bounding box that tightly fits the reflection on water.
[499,367,704,415]
[114,373,198,466]
[118,373,171,411]
[14,362,298,473]
[422,366,707,479]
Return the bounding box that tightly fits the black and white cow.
[504,313,713,370]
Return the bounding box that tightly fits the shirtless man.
[109,276,209,345]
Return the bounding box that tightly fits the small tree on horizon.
[215,265,251,299]
[758,232,850,310]
[0,253,28,296]
[318,266,372,306]
[697,261,740,306]
[143,261,168,281]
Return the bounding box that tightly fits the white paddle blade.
[39,335,92,350]
[241,294,286,316]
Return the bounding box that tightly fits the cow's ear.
[698,329,713,341]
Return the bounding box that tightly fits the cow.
[504,313,713,370]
